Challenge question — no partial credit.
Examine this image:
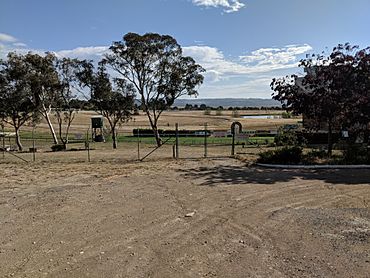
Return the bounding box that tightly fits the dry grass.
[3,110,301,135]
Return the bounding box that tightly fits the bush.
[232,110,240,118]
[51,144,65,152]
[342,144,370,164]
[274,127,299,146]
[257,146,303,164]
[302,149,329,164]
[281,111,292,118]
[203,109,211,116]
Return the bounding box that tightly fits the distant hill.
[173,98,281,108]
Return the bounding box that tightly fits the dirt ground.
[1,158,369,278]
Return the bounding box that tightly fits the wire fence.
[0,123,275,164]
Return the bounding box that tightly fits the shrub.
[281,111,292,118]
[257,146,303,164]
[302,149,328,164]
[51,144,65,152]
[274,127,299,146]
[342,144,370,164]
[203,109,211,116]
[232,110,240,118]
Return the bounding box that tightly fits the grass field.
[1,109,296,153]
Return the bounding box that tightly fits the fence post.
[137,127,140,161]
[86,129,91,162]
[231,131,235,156]
[32,127,36,162]
[2,124,4,159]
[175,123,179,159]
[204,123,208,158]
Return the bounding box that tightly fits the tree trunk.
[152,126,162,147]
[111,127,117,149]
[327,120,333,157]
[15,127,23,151]
[364,127,369,145]
[57,116,66,150]
[44,111,58,145]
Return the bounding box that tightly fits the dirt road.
[0,158,369,277]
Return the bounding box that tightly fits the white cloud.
[192,0,245,13]
[0,43,110,61]
[198,77,275,98]
[183,43,312,78]
[184,44,311,97]
[54,46,109,59]
[0,33,18,43]
[0,37,312,98]
[239,44,313,66]
[12,42,27,48]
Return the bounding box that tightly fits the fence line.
[1,123,274,163]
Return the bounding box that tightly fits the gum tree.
[103,33,205,146]
[78,62,135,149]
[0,52,39,151]
[53,57,87,149]
[24,52,60,144]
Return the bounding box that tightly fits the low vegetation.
[258,145,370,165]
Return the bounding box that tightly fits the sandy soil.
[0,158,369,277]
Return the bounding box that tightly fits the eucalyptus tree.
[53,57,87,149]
[0,52,39,151]
[103,33,205,146]
[24,52,60,144]
[78,62,135,149]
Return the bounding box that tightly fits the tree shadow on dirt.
[179,165,370,186]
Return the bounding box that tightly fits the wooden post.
[2,124,5,159]
[86,129,90,162]
[231,131,235,156]
[204,123,208,158]
[175,123,179,159]
[32,127,36,162]
[137,128,140,161]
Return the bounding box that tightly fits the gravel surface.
[0,158,369,277]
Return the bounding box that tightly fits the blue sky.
[1,0,369,98]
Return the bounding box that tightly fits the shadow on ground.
[179,164,370,186]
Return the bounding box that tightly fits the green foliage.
[103,32,205,146]
[274,127,298,146]
[0,52,41,150]
[216,108,223,116]
[302,149,329,164]
[257,146,303,164]
[281,111,292,118]
[342,144,370,164]
[271,43,370,156]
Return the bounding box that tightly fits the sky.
[1,0,370,99]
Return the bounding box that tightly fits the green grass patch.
[114,135,274,146]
